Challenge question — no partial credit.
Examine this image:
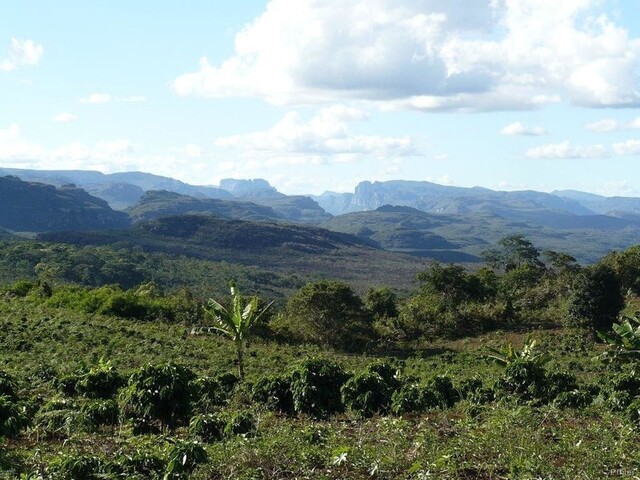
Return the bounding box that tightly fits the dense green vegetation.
[1,232,640,478]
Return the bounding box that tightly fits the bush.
[0,371,18,400]
[366,362,401,391]
[58,360,124,399]
[545,371,578,402]
[553,389,593,409]
[189,413,226,442]
[290,359,349,419]
[422,375,459,409]
[391,384,425,415]
[342,372,394,418]
[252,375,294,415]
[458,377,494,405]
[495,358,548,403]
[191,376,227,413]
[224,411,257,436]
[120,363,195,431]
[165,441,208,478]
[567,264,624,333]
[80,399,119,426]
[34,399,93,438]
[6,280,35,297]
[0,396,29,437]
[48,454,106,480]
[625,399,640,429]
[109,450,165,478]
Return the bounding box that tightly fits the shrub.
[109,450,165,478]
[391,384,426,415]
[191,377,226,413]
[290,359,349,419]
[341,367,399,417]
[58,360,125,399]
[544,371,578,402]
[6,280,35,297]
[34,399,93,438]
[76,363,123,399]
[0,396,29,437]
[553,389,593,409]
[165,441,208,478]
[252,375,294,415]
[423,375,459,409]
[495,358,548,403]
[458,377,494,405]
[625,399,640,429]
[120,363,195,431]
[189,413,226,442]
[0,371,18,400]
[366,362,402,391]
[224,410,257,436]
[48,454,105,480]
[80,399,119,426]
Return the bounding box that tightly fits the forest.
[0,233,639,479]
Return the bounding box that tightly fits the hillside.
[0,176,130,233]
[128,190,332,225]
[126,190,282,223]
[38,214,423,290]
[324,205,640,263]
[0,168,232,208]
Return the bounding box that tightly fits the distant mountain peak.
[219,178,283,198]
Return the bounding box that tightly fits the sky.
[1,0,640,196]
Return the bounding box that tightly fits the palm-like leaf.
[203,280,273,379]
[598,316,640,363]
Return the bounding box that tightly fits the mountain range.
[2,168,640,263]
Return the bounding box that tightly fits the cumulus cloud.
[613,139,640,156]
[215,105,418,163]
[1,38,43,71]
[80,94,146,104]
[52,113,77,123]
[173,0,640,111]
[526,141,609,159]
[500,121,548,136]
[585,117,640,132]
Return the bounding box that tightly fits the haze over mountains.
[2,167,640,263]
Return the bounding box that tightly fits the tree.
[483,234,544,272]
[203,280,273,380]
[364,287,398,319]
[284,281,373,351]
[567,264,624,333]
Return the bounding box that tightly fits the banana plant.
[204,280,273,380]
[484,337,549,366]
[597,316,640,364]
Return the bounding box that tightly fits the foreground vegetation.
[1,235,640,478]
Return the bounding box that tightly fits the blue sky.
[1,0,640,195]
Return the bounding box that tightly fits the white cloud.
[215,105,418,163]
[52,113,77,123]
[174,0,640,111]
[0,124,42,159]
[500,121,548,136]
[526,141,609,159]
[80,94,112,104]
[613,139,640,155]
[79,94,146,104]
[585,117,640,132]
[0,38,43,71]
